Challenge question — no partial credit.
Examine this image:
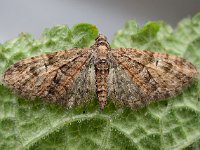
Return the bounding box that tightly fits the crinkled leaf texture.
[0,13,200,150]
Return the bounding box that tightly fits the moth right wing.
[3,48,96,108]
[108,48,198,108]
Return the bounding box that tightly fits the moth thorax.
[95,60,109,70]
[97,45,109,60]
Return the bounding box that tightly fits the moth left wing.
[108,48,198,108]
[3,48,96,108]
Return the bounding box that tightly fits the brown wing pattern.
[3,48,96,108]
[109,48,198,108]
[3,34,198,109]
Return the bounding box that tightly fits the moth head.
[95,34,107,42]
[94,34,110,50]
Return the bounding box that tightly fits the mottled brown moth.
[3,34,198,110]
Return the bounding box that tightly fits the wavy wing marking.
[109,48,198,108]
[3,48,96,107]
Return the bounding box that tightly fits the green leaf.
[0,13,200,150]
[112,21,173,53]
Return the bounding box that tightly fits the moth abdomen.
[95,60,110,110]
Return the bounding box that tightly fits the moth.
[3,34,198,110]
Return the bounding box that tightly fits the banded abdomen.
[95,60,109,110]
